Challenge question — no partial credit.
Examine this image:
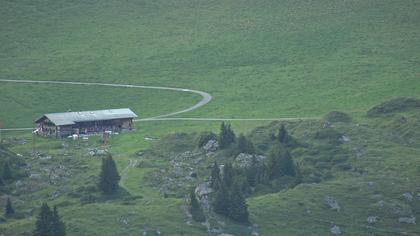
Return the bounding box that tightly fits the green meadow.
[1,0,420,235]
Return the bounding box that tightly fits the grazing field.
[1,0,420,127]
[1,0,420,235]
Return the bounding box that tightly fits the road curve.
[0,78,212,120]
[0,79,320,130]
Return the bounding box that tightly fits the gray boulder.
[367,216,379,224]
[402,192,413,201]
[203,139,219,152]
[398,216,416,224]
[324,196,340,212]
[233,153,266,169]
[330,225,341,235]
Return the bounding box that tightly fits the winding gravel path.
[0,79,319,130]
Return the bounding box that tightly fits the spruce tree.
[213,181,229,215]
[237,134,255,154]
[222,162,234,187]
[278,124,288,144]
[226,124,236,145]
[0,177,3,186]
[5,196,14,216]
[190,189,205,222]
[279,150,295,177]
[98,154,121,194]
[219,122,228,148]
[267,145,282,180]
[227,182,249,223]
[52,206,66,236]
[34,203,53,236]
[268,146,295,179]
[2,162,12,180]
[210,162,221,191]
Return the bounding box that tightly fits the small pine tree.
[213,181,229,215]
[5,197,14,216]
[237,134,255,154]
[222,162,234,187]
[279,150,295,177]
[2,162,12,180]
[210,162,221,191]
[98,154,121,194]
[52,206,66,236]
[278,124,288,144]
[227,183,249,223]
[219,122,229,148]
[190,189,206,222]
[34,203,53,236]
[0,177,3,186]
[226,124,236,145]
[294,163,303,185]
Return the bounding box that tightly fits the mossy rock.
[324,111,352,123]
[367,97,420,117]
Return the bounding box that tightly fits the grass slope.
[1,0,420,127]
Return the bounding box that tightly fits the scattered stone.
[367,216,379,224]
[203,139,219,152]
[352,147,362,158]
[368,181,375,187]
[398,216,416,224]
[340,135,350,142]
[324,196,340,212]
[218,233,235,236]
[376,200,385,208]
[233,153,266,169]
[330,225,341,235]
[402,192,413,201]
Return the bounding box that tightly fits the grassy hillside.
[1,0,420,235]
[1,0,420,128]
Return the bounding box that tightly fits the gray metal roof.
[36,108,138,126]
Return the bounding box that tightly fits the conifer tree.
[33,203,66,236]
[219,122,229,148]
[226,124,236,145]
[2,162,12,180]
[213,181,229,215]
[294,163,303,185]
[237,134,255,154]
[98,154,121,194]
[268,146,295,179]
[227,182,249,223]
[210,162,221,191]
[190,189,205,222]
[5,196,14,216]
[280,150,295,177]
[34,203,53,236]
[52,206,66,236]
[278,124,288,144]
[0,177,3,186]
[222,162,234,187]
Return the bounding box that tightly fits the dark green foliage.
[314,128,343,145]
[98,154,121,194]
[213,181,229,216]
[210,162,221,191]
[34,203,52,236]
[213,178,249,223]
[197,132,217,147]
[0,177,3,186]
[267,145,295,180]
[222,162,235,187]
[367,97,420,117]
[2,162,12,180]
[219,122,236,149]
[5,197,14,216]
[190,189,205,222]
[324,111,352,123]
[278,124,288,144]
[237,134,255,154]
[227,183,249,223]
[52,206,66,236]
[34,203,65,236]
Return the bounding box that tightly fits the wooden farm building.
[35,108,137,138]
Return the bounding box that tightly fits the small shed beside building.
[35,108,137,138]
